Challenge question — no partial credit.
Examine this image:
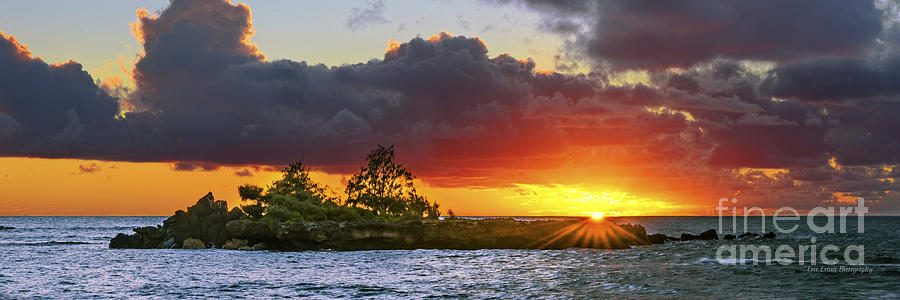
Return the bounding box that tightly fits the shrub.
[241,203,265,218]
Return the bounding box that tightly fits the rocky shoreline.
[110,193,775,251]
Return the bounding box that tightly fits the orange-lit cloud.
[0,31,32,60]
[3,0,900,217]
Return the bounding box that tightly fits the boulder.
[648,233,676,244]
[227,207,245,220]
[182,238,206,249]
[0,226,14,230]
[723,234,736,240]
[679,229,717,241]
[157,237,176,249]
[251,243,269,251]
[225,219,276,241]
[109,233,142,249]
[222,238,249,250]
[680,233,698,241]
[186,193,227,217]
[109,193,242,249]
[762,231,776,239]
[133,226,166,248]
[697,229,718,240]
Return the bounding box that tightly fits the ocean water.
[0,216,898,299]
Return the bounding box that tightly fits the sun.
[590,212,604,221]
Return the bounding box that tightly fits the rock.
[648,233,676,244]
[157,237,176,249]
[680,233,698,241]
[762,231,776,239]
[738,232,760,239]
[679,230,717,241]
[723,234,736,240]
[112,193,657,251]
[182,238,206,249]
[227,207,245,220]
[222,238,249,250]
[109,226,167,249]
[204,222,228,248]
[133,226,166,248]
[225,219,276,241]
[251,243,269,251]
[275,218,650,251]
[0,226,14,230]
[186,192,227,217]
[110,233,142,249]
[238,246,253,251]
[110,193,235,249]
[698,229,718,240]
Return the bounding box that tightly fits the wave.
[869,255,900,264]
[0,241,94,247]
[698,256,900,267]
[11,226,137,231]
[696,257,790,265]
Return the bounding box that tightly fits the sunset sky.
[2,0,900,216]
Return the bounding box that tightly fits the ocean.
[0,216,897,298]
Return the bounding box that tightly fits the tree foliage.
[345,145,440,218]
[266,162,330,203]
[237,146,441,222]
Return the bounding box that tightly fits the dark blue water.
[0,216,897,298]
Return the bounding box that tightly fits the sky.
[1,0,900,216]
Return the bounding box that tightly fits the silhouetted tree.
[268,161,330,203]
[238,184,266,217]
[237,147,438,221]
[345,145,440,218]
[238,184,264,201]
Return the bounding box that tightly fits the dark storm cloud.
[759,24,900,102]
[122,0,689,172]
[1,0,899,212]
[760,56,900,102]
[511,0,884,70]
[0,31,131,159]
[172,161,220,172]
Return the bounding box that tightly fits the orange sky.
[0,157,707,216]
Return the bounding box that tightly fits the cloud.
[735,113,797,127]
[510,0,884,70]
[234,168,253,177]
[172,162,220,172]
[0,31,131,159]
[346,0,388,31]
[1,0,899,212]
[760,57,900,102]
[78,163,101,174]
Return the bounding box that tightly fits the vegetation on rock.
[238,145,441,223]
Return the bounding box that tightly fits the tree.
[237,147,439,221]
[237,161,331,218]
[238,184,264,201]
[268,161,330,203]
[238,184,265,217]
[345,145,440,218]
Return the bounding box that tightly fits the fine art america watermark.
[714,197,868,267]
